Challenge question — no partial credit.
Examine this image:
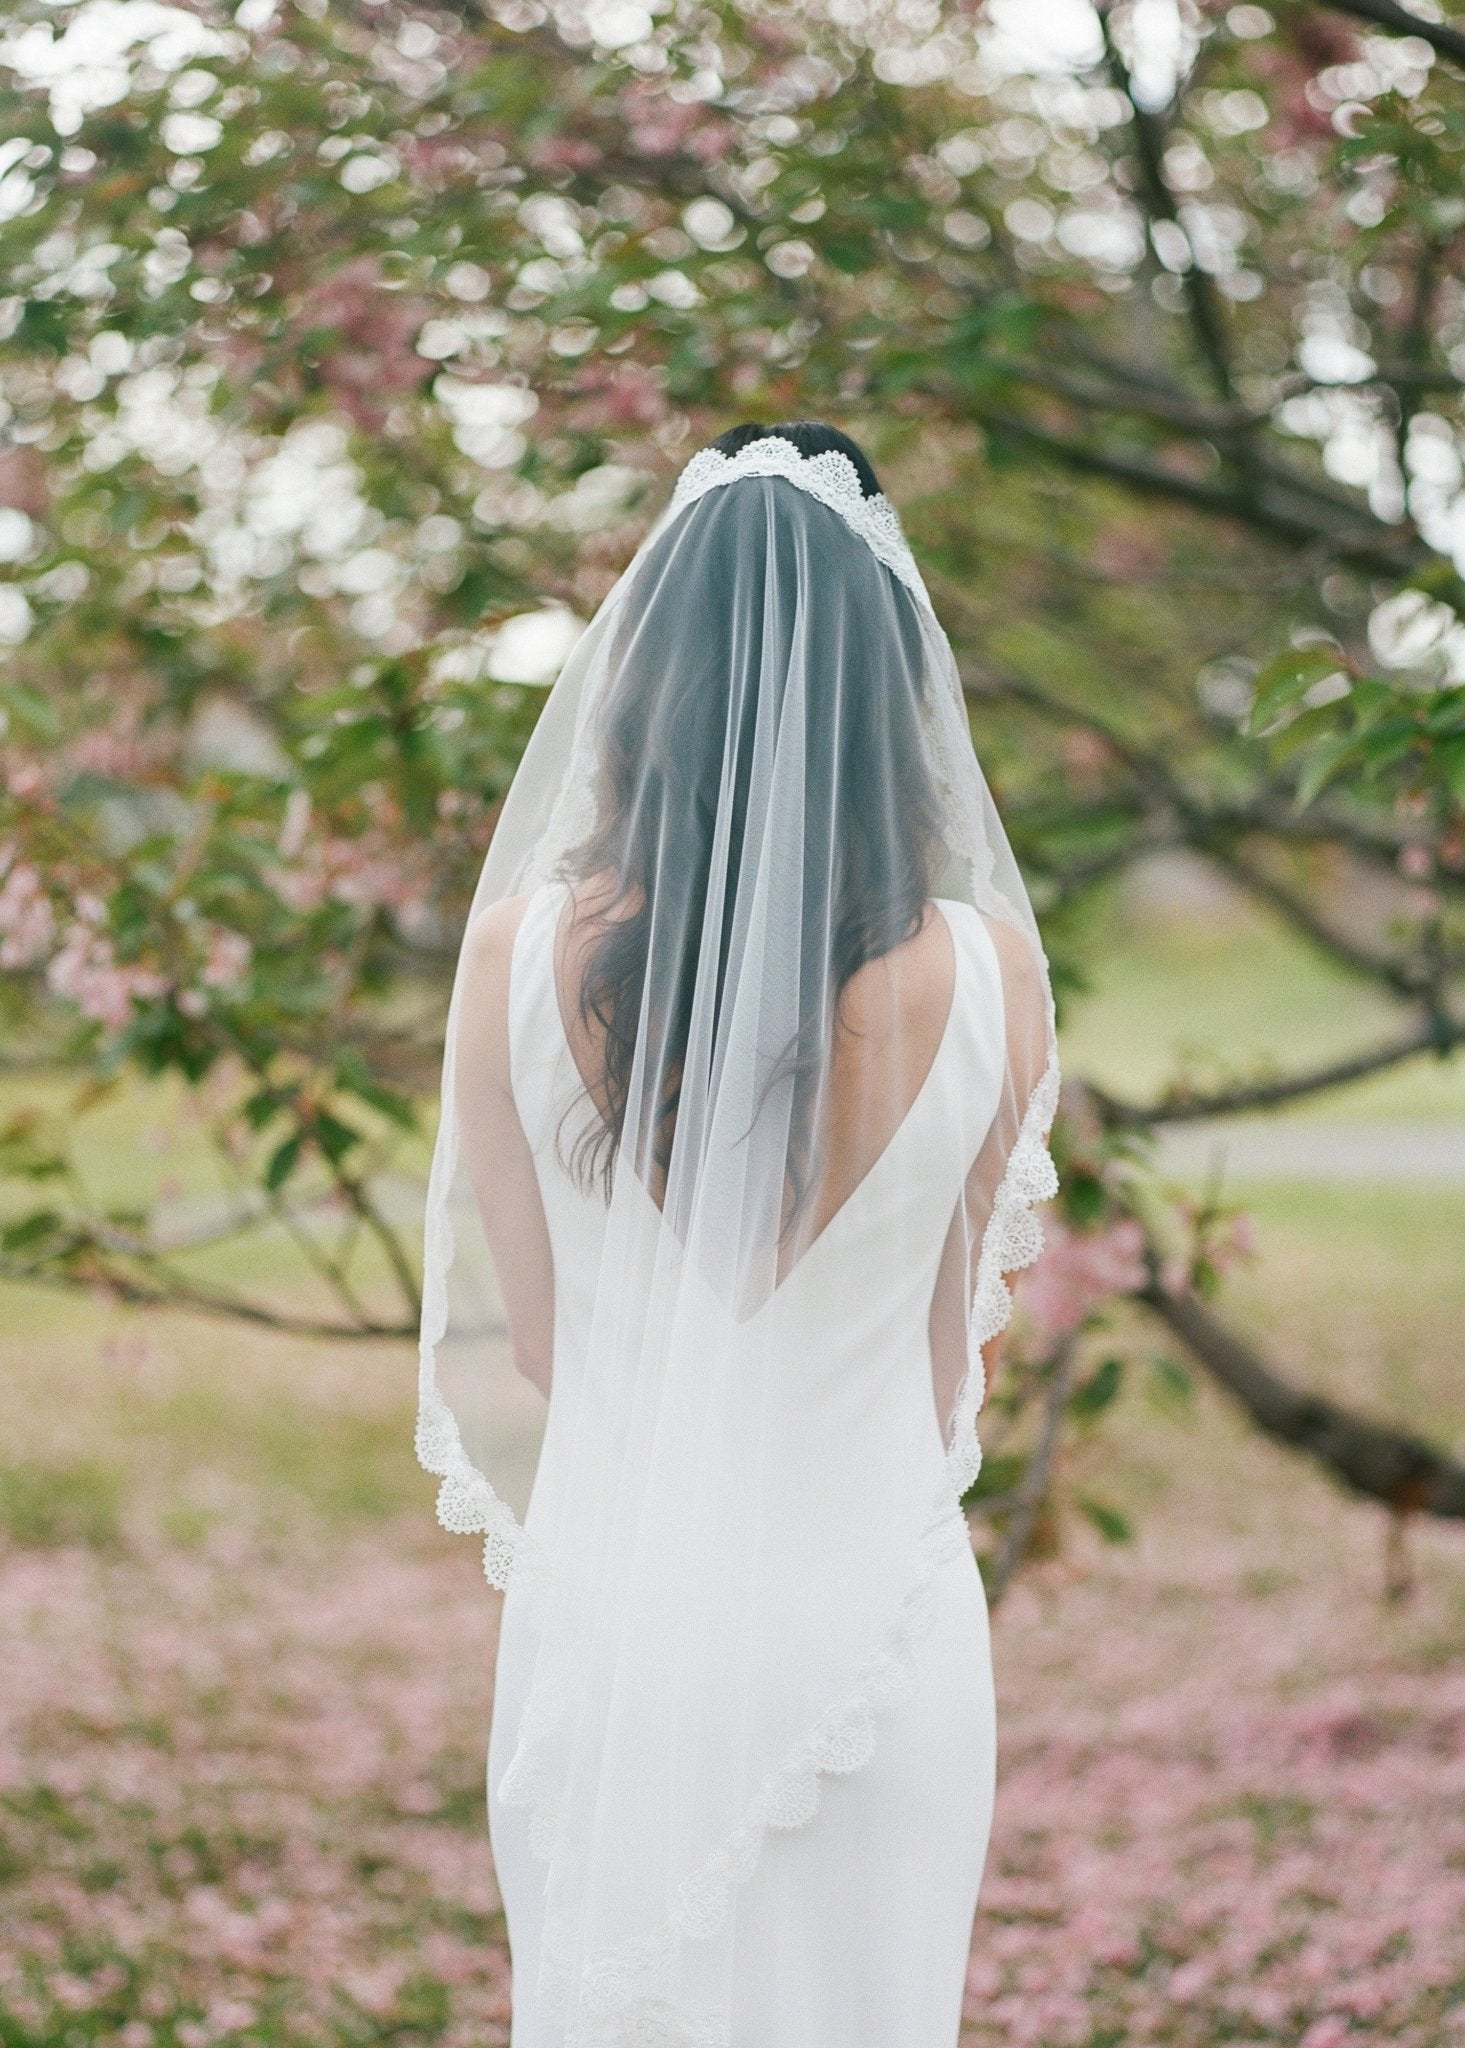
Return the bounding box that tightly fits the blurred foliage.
[0,0,1463,1544]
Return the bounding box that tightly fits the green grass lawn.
[1059,882,1465,1124]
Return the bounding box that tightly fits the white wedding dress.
[487,878,1006,2048]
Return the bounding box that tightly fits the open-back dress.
[488,881,1007,2048]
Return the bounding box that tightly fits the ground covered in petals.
[2,1179,1464,2048]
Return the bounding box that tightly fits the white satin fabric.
[489,881,1002,2047]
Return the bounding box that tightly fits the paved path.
[1155,1118,1465,1186]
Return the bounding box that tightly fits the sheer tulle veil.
[416,424,1059,2045]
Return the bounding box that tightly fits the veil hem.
[487,1049,1060,2046]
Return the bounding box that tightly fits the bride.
[417,422,1058,2048]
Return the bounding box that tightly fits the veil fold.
[417,433,1058,2047]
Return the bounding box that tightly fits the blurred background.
[1,0,1463,2043]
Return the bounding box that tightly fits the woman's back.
[502,881,1007,1485]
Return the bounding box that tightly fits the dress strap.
[933,897,1007,1157]
[507,880,572,1137]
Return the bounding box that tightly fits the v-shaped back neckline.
[525,880,975,1296]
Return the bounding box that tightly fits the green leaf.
[1,683,61,740]
[243,1088,286,1132]
[1077,1495,1133,1545]
[1294,732,1363,809]
[822,240,872,275]
[312,1110,361,1164]
[334,1051,416,1129]
[1247,648,1346,735]
[1069,1355,1125,1421]
[1441,735,1465,807]
[1268,700,1353,762]
[264,1133,303,1191]
[1146,1353,1195,1412]
[1,1210,67,1255]
[1063,1172,1107,1228]
[960,1451,1027,1511]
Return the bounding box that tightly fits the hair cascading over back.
[560,422,945,1224]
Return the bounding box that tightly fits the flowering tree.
[1,0,1462,1581]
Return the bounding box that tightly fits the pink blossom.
[527,134,603,172]
[1303,2015,1352,2048]
[616,84,732,163]
[199,927,251,990]
[0,441,49,518]
[0,858,56,967]
[275,831,430,916]
[293,258,433,431]
[1017,1216,1148,1342]
[65,717,171,781]
[567,359,668,432]
[620,88,702,157]
[1226,1211,1258,1259]
[46,926,166,1028]
[686,119,738,163]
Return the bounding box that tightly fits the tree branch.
[1145,1280,1465,1516]
[334,1169,423,1322]
[1203,837,1442,996]
[1092,1011,1464,1125]
[981,1341,1079,1604]
[1310,0,1465,70]
[0,1255,417,1341]
[981,351,1436,534]
[968,407,1421,578]
[1097,8,1243,412]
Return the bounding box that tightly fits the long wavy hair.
[561,422,943,1218]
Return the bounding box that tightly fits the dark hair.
[563,422,941,1217]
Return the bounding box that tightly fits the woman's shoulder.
[464,888,534,958]
[936,897,1043,984]
[459,891,540,1018]
[837,901,955,1039]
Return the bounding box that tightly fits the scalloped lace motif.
[510,1511,972,2048]
[414,1382,524,1588]
[669,1512,970,1943]
[946,1051,1061,1497]
[669,439,930,602]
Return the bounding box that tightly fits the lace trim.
[945,1049,1061,1498]
[505,1511,970,2048]
[414,1380,525,1588]
[540,1931,730,2048]
[426,1056,1060,2044]
[670,1511,969,1941]
[669,438,931,603]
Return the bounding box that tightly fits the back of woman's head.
[563,425,942,1201]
